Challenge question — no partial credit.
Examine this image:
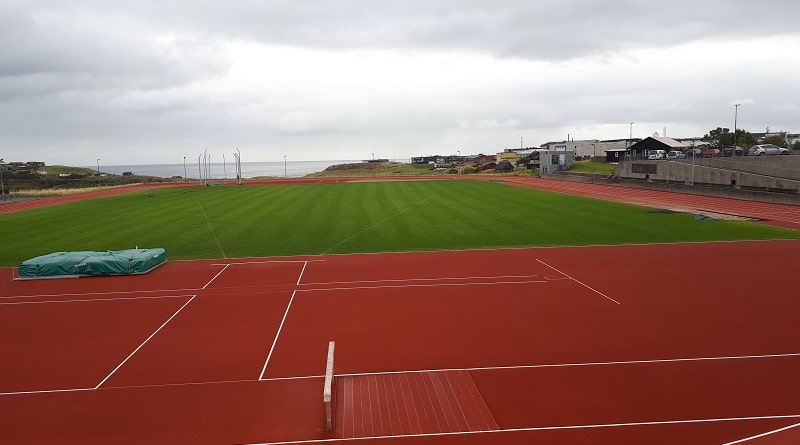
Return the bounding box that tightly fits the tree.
[702,127,732,148]
[702,127,756,148]
[761,133,788,148]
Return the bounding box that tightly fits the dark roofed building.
[629,136,687,158]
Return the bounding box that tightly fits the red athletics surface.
[500,176,800,230]
[2,240,799,444]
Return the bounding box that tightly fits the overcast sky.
[2,0,799,166]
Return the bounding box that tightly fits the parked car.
[704,149,721,158]
[686,148,703,158]
[647,150,666,160]
[665,151,685,160]
[722,146,744,157]
[748,144,789,155]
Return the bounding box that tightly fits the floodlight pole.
[0,158,5,201]
[198,154,202,185]
[284,155,287,179]
[235,148,242,185]
[183,156,187,180]
[96,159,101,187]
[734,104,741,157]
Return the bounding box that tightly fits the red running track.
[501,176,800,230]
[1,240,799,444]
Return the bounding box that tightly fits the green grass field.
[2,179,797,266]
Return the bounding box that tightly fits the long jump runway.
[1,240,799,444]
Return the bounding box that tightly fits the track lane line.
[259,290,297,380]
[243,414,800,445]
[94,295,197,389]
[536,258,620,304]
[722,421,800,444]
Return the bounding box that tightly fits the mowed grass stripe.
[1,180,798,266]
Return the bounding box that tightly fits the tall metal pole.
[198,154,202,184]
[235,148,242,185]
[734,104,741,156]
[284,155,287,179]
[629,122,634,158]
[96,159,101,187]
[0,158,5,201]
[183,156,187,179]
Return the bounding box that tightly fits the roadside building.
[629,136,687,159]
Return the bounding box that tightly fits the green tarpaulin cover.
[19,248,166,278]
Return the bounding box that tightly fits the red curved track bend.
[2,240,799,444]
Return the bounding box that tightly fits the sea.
[92,160,364,179]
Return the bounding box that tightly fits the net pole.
[323,341,335,431]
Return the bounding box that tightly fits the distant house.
[495,160,515,173]
[605,148,628,164]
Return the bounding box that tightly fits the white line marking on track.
[202,264,230,289]
[4,352,797,396]
[536,258,621,304]
[0,288,201,301]
[337,352,800,378]
[296,261,308,286]
[243,415,800,444]
[722,421,800,444]
[301,274,541,287]
[0,387,95,396]
[93,295,197,389]
[0,294,193,305]
[300,280,546,293]
[259,290,297,380]
[210,260,325,266]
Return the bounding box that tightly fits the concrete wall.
[614,156,800,194]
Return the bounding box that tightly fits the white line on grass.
[198,201,227,258]
[94,295,196,389]
[536,258,620,304]
[319,196,433,255]
[259,290,297,380]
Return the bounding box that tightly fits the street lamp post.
[629,122,634,158]
[734,104,741,156]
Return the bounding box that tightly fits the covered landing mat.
[18,248,166,279]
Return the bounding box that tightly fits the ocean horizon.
[89,159,375,179]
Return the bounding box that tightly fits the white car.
[647,150,666,160]
[748,144,789,155]
[666,151,685,160]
